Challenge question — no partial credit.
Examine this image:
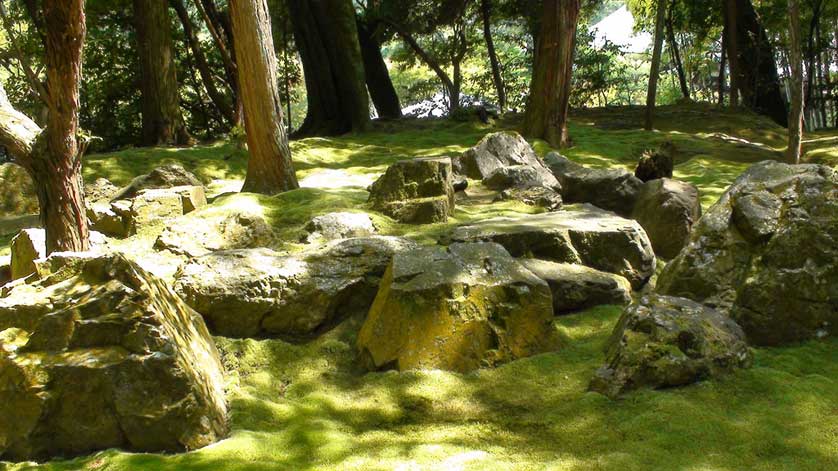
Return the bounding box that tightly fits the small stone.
[10,229,45,281]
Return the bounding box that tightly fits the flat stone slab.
[443,205,656,289]
[520,259,632,313]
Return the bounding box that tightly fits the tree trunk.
[666,0,689,100]
[645,0,667,131]
[522,0,579,148]
[134,0,192,146]
[195,0,243,129]
[287,0,370,136]
[724,0,787,126]
[229,0,298,194]
[390,23,458,113]
[357,20,402,119]
[787,0,804,164]
[718,31,727,106]
[804,0,823,128]
[481,0,506,111]
[171,0,236,127]
[724,0,739,107]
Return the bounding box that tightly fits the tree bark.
[665,0,689,100]
[481,0,506,111]
[287,0,370,136]
[357,19,402,119]
[718,31,727,106]
[724,0,787,126]
[724,0,739,107]
[194,0,243,128]
[171,0,236,127]
[134,0,192,146]
[787,0,804,164]
[645,0,667,131]
[229,0,298,194]
[804,0,823,128]
[522,0,579,148]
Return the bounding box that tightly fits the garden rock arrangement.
[632,178,702,259]
[368,156,455,224]
[0,254,227,460]
[443,206,656,289]
[589,294,752,399]
[657,161,838,345]
[302,211,376,243]
[520,259,631,313]
[357,242,558,373]
[174,236,418,339]
[545,152,643,217]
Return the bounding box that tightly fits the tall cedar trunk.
[724,0,787,126]
[815,24,827,127]
[229,0,298,194]
[724,0,739,106]
[666,0,689,100]
[287,0,370,136]
[134,0,192,145]
[787,0,804,164]
[645,0,667,131]
[804,0,822,127]
[357,20,402,119]
[195,0,243,128]
[522,0,579,148]
[171,0,236,126]
[481,0,506,111]
[718,31,727,105]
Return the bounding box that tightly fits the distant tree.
[229,0,298,194]
[356,1,402,119]
[664,0,689,99]
[287,0,370,136]
[0,0,90,253]
[480,0,507,111]
[522,0,580,148]
[787,0,803,164]
[644,0,666,130]
[133,0,192,145]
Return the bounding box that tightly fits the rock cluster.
[0,254,227,460]
[368,157,455,224]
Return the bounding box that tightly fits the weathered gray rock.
[0,163,37,217]
[302,212,376,243]
[520,259,631,313]
[589,294,752,398]
[357,242,558,373]
[545,153,643,217]
[632,178,702,259]
[443,206,656,289]
[634,143,675,182]
[9,228,45,281]
[454,132,557,185]
[368,157,455,224]
[156,203,275,258]
[0,254,227,460]
[496,186,563,211]
[84,177,120,204]
[658,161,838,345]
[90,186,207,237]
[112,164,203,201]
[174,236,418,339]
[484,164,561,192]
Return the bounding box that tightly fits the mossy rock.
[368,157,455,224]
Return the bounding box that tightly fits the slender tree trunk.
[134,0,192,145]
[816,24,827,127]
[522,0,580,148]
[666,0,689,100]
[724,0,739,106]
[724,0,787,126]
[390,23,458,113]
[171,0,236,126]
[194,0,243,128]
[718,32,727,106]
[787,0,804,164]
[357,20,402,119]
[645,0,667,131]
[804,0,823,128]
[481,0,506,111]
[287,0,370,136]
[229,0,298,194]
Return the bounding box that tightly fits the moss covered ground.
[3,105,838,470]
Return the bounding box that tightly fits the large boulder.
[174,237,418,339]
[520,259,631,313]
[632,178,702,259]
[453,132,557,186]
[368,157,455,224]
[111,164,204,201]
[483,164,560,192]
[657,161,838,345]
[357,242,558,373]
[9,228,45,281]
[0,163,37,217]
[545,153,643,217]
[0,254,227,460]
[443,206,656,289]
[589,295,752,398]
[302,211,376,243]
